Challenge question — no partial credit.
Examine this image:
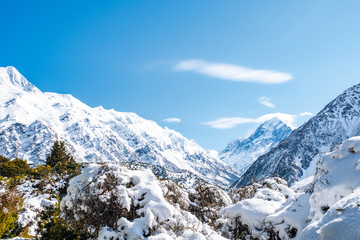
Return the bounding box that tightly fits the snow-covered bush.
[159,179,190,211]
[188,182,232,227]
[219,178,294,239]
[61,163,226,240]
[61,164,142,237]
[229,177,290,203]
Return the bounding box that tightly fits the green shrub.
[0,158,31,178]
[0,156,9,164]
[0,185,23,238]
[33,165,54,180]
[7,176,26,189]
[0,141,83,239]
[37,195,87,240]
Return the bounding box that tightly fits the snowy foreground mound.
[61,163,227,240]
[221,136,360,239]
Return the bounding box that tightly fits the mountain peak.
[250,117,291,141]
[257,117,287,132]
[220,117,292,176]
[259,117,282,128]
[234,83,360,187]
[0,66,37,92]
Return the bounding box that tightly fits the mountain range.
[0,66,238,186]
[2,65,360,190]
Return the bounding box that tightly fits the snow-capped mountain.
[0,66,238,186]
[219,118,292,176]
[234,82,360,187]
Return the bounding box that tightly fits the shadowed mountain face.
[220,118,292,176]
[234,83,360,187]
[0,66,238,186]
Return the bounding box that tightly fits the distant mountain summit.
[0,66,238,186]
[220,118,292,176]
[234,83,360,187]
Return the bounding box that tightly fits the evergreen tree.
[46,141,69,168]
[46,141,79,176]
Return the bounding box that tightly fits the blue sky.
[1,0,360,150]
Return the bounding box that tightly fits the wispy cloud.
[259,96,275,108]
[162,118,181,123]
[174,59,292,84]
[202,117,256,129]
[202,113,298,129]
[299,112,314,116]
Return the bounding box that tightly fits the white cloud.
[162,118,181,123]
[299,112,314,116]
[202,112,298,129]
[202,117,256,129]
[259,96,275,108]
[175,59,292,84]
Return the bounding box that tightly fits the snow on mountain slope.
[220,136,360,239]
[220,118,292,176]
[0,66,238,186]
[234,83,360,187]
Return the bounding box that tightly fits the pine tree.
[46,141,79,176]
[46,141,67,168]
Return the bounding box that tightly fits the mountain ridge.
[0,66,238,186]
